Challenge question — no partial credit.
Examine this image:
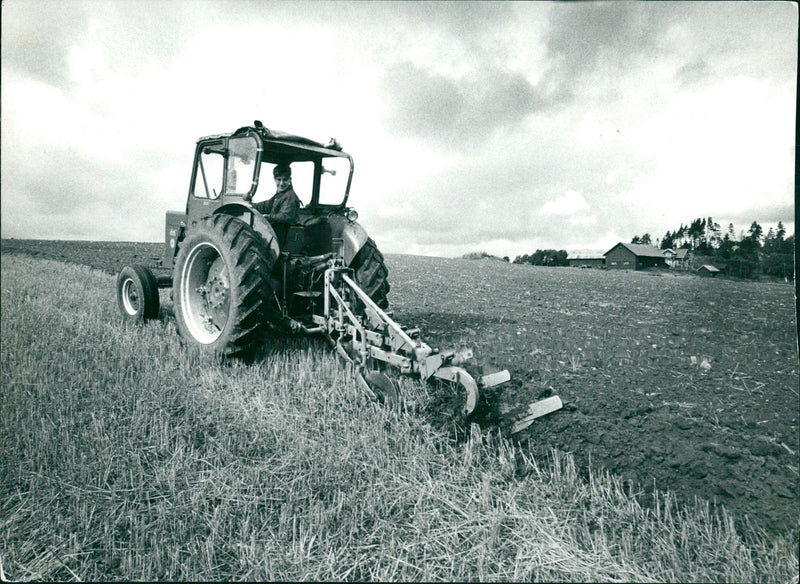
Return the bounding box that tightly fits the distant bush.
[462,251,508,261]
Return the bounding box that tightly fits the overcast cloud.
[1,0,796,258]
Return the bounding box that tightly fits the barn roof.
[568,250,606,260]
[604,242,668,258]
[697,264,720,273]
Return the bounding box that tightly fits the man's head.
[273,163,292,193]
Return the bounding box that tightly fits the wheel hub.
[182,242,232,343]
[207,275,228,309]
[195,273,229,334]
[122,279,140,314]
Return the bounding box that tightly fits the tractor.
[116,121,561,426]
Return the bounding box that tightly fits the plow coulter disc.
[361,371,399,408]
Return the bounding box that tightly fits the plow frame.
[289,258,562,430]
[308,264,510,416]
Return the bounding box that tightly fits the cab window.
[226,136,259,197]
[318,157,350,205]
[192,142,224,199]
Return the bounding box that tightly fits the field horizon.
[1,243,798,581]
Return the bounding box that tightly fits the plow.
[305,255,562,430]
[117,121,561,431]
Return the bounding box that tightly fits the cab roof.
[198,121,351,164]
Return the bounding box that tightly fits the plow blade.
[430,368,514,417]
[478,370,511,388]
[510,396,563,434]
[432,366,480,416]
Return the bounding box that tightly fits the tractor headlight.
[346,209,359,222]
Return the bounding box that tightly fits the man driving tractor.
[246,163,301,225]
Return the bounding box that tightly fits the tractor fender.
[328,215,369,265]
[213,203,281,258]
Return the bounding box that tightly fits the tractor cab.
[187,122,354,219]
[166,122,362,267]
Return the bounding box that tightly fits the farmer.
[248,163,301,225]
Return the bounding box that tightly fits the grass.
[1,254,798,581]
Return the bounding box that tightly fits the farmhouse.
[664,247,692,269]
[604,243,668,270]
[568,252,605,268]
[696,264,721,278]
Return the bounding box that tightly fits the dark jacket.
[252,188,301,224]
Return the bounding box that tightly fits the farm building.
[664,247,692,269]
[696,264,721,277]
[604,243,668,270]
[568,252,605,268]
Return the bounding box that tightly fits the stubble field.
[2,238,798,540]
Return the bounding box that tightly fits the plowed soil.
[2,239,798,538]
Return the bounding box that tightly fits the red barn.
[604,243,668,270]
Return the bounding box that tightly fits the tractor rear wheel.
[351,237,390,310]
[116,264,160,323]
[173,214,278,355]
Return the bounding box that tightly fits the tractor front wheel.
[173,214,278,355]
[116,265,160,323]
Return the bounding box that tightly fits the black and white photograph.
[1,1,797,581]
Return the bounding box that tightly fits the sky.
[1,0,796,259]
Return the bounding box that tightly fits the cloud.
[673,2,798,84]
[542,191,590,216]
[568,215,597,226]
[542,2,797,101]
[386,1,516,38]
[0,71,183,241]
[675,59,709,87]
[0,0,794,260]
[544,2,674,91]
[374,3,561,147]
[1,1,90,87]
[2,155,168,241]
[379,61,548,145]
[379,63,466,142]
[1,133,179,240]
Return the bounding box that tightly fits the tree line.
[631,217,794,280]
[512,249,569,266]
